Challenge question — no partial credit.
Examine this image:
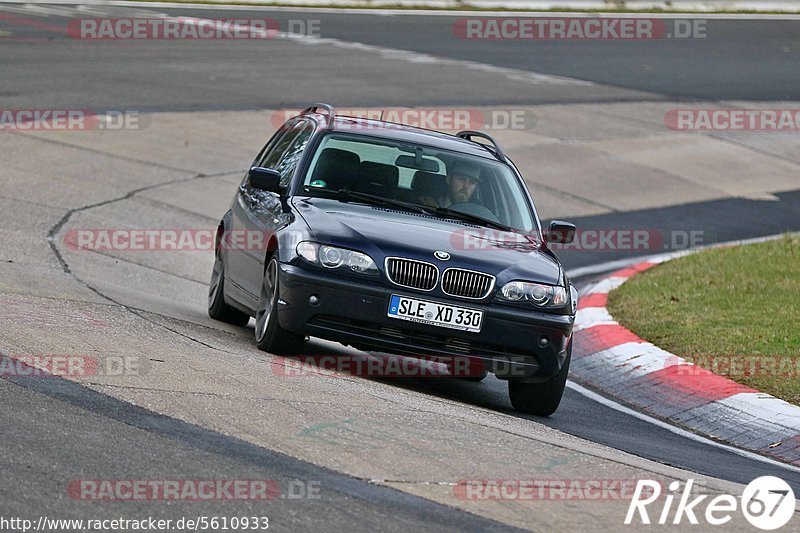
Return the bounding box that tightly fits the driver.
[419,160,481,208]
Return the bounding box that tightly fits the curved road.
[2,3,800,530]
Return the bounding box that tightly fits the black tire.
[508,343,571,416]
[208,250,250,327]
[254,257,303,354]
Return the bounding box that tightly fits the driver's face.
[447,174,479,204]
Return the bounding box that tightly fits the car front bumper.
[277,263,574,382]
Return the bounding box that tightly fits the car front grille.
[385,258,438,291]
[441,268,495,299]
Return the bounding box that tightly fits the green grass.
[608,234,800,405]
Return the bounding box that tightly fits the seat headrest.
[411,170,446,197]
[310,148,361,190]
[359,162,399,188]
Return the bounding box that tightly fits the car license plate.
[387,295,483,333]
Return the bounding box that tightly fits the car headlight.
[497,281,568,308]
[296,241,379,275]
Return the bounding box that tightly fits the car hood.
[293,197,563,285]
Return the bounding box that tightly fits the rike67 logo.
[626,477,795,530]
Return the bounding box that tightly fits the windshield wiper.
[340,190,432,214]
[302,186,429,214]
[301,187,510,229]
[429,207,513,232]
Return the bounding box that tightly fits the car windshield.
[300,133,537,233]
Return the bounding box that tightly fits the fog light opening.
[309,295,320,306]
[538,336,549,348]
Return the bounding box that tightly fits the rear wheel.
[255,257,303,353]
[208,250,250,327]
[508,343,571,416]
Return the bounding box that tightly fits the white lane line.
[0,3,165,18]
[1,5,731,89]
[286,34,594,86]
[4,3,592,87]
[74,4,119,16]
[20,3,79,16]
[0,4,44,15]
[157,11,595,86]
[567,381,800,475]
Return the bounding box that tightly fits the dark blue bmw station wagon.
[209,103,578,415]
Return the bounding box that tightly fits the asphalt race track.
[2,3,800,531]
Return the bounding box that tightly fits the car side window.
[258,120,303,170]
[251,121,295,169]
[242,121,298,193]
[274,122,314,187]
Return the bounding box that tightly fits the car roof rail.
[301,103,336,129]
[455,130,506,162]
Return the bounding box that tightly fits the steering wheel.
[447,202,501,223]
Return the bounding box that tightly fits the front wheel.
[254,257,303,354]
[508,343,571,416]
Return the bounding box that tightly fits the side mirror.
[546,220,576,245]
[248,167,282,193]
